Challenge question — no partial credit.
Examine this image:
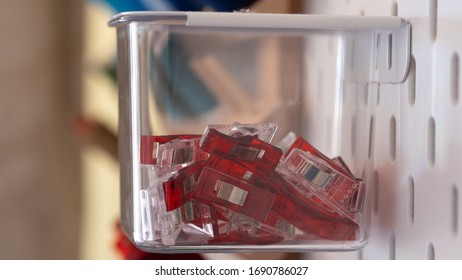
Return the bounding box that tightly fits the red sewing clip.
[200,129,282,171]
[140,134,201,164]
[281,133,356,180]
[156,138,208,173]
[162,161,205,211]
[194,165,277,222]
[263,169,358,241]
[278,148,362,219]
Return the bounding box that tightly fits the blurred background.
[0,0,302,259]
[0,1,83,259]
[5,0,461,260]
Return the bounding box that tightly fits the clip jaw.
[201,122,278,145]
[140,135,201,165]
[201,128,282,171]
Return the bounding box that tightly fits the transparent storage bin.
[109,11,410,252]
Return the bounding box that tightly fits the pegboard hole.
[408,176,415,224]
[390,115,397,161]
[368,116,375,159]
[427,116,436,166]
[427,243,435,260]
[375,33,381,70]
[452,184,459,236]
[391,1,398,16]
[451,52,460,105]
[429,0,438,42]
[387,33,393,70]
[373,171,379,215]
[389,231,396,260]
[364,84,369,105]
[408,56,416,106]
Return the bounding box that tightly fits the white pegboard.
[304,0,462,259]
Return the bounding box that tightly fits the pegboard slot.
[391,1,398,16]
[452,185,458,236]
[407,56,416,106]
[428,116,436,166]
[429,0,438,42]
[373,171,379,215]
[390,115,397,161]
[451,52,459,105]
[389,231,396,260]
[408,176,415,224]
[368,116,375,159]
[375,33,381,70]
[427,242,435,260]
[387,33,393,70]
[364,84,369,105]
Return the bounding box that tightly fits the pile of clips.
[139,123,365,246]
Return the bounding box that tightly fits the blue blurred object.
[196,0,259,11]
[149,35,218,119]
[101,0,259,118]
[100,0,258,12]
[102,0,146,12]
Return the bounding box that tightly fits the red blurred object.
[140,134,201,164]
[115,223,204,260]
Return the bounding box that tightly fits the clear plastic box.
[109,11,410,252]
